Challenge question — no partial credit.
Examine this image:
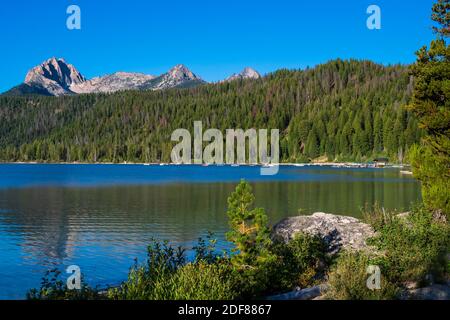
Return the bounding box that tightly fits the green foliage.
[164,261,236,300]
[270,233,329,291]
[109,261,236,300]
[26,269,101,300]
[368,206,449,285]
[193,231,219,264]
[108,238,236,300]
[225,180,276,297]
[362,202,396,231]
[0,60,420,163]
[327,252,400,300]
[107,240,186,299]
[431,0,450,37]
[409,3,450,217]
[410,144,450,216]
[226,180,274,266]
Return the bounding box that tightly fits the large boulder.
[272,212,376,254]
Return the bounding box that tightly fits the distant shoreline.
[0,161,409,168]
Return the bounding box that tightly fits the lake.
[0,164,421,299]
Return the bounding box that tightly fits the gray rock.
[225,67,261,82]
[141,64,205,91]
[407,283,450,300]
[267,284,329,300]
[71,72,156,94]
[272,212,376,254]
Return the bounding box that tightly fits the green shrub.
[27,269,101,300]
[368,205,449,285]
[193,231,219,264]
[108,238,238,300]
[165,261,236,300]
[327,252,399,300]
[109,261,236,300]
[270,233,329,292]
[362,202,396,231]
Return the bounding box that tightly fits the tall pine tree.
[409,0,450,216]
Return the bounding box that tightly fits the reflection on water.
[0,164,421,299]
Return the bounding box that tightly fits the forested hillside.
[0,59,421,163]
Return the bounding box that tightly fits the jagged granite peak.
[225,67,261,82]
[167,64,200,81]
[141,64,205,90]
[24,57,86,95]
[71,72,156,94]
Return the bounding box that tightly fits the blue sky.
[0,0,437,92]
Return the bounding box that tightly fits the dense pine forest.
[0,59,421,163]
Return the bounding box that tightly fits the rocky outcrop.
[406,283,450,300]
[225,67,261,82]
[23,57,86,96]
[267,284,329,300]
[272,212,376,254]
[140,64,205,90]
[71,72,156,94]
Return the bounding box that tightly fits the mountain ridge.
[3,58,261,96]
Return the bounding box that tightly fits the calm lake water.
[0,164,421,299]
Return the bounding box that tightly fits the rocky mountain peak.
[241,67,260,79]
[145,64,204,90]
[167,64,200,81]
[225,67,261,82]
[25,57,86,90]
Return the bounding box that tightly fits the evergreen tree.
[409,0,450,216]
[226,180,274,269]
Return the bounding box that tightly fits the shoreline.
[0,161,409,168]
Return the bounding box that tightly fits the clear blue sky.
[0,0,437,92]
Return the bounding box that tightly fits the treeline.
[0,59,421,163]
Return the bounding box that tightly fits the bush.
[108,238,237,300]
[368,205,449,285]
[270,233,329,292]
[362,202,396,231]
[165,261,236,300]
[27,269,101,300]
[326,252,400,300]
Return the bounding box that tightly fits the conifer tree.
[226,180,275,269]
[409,0,450,216]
